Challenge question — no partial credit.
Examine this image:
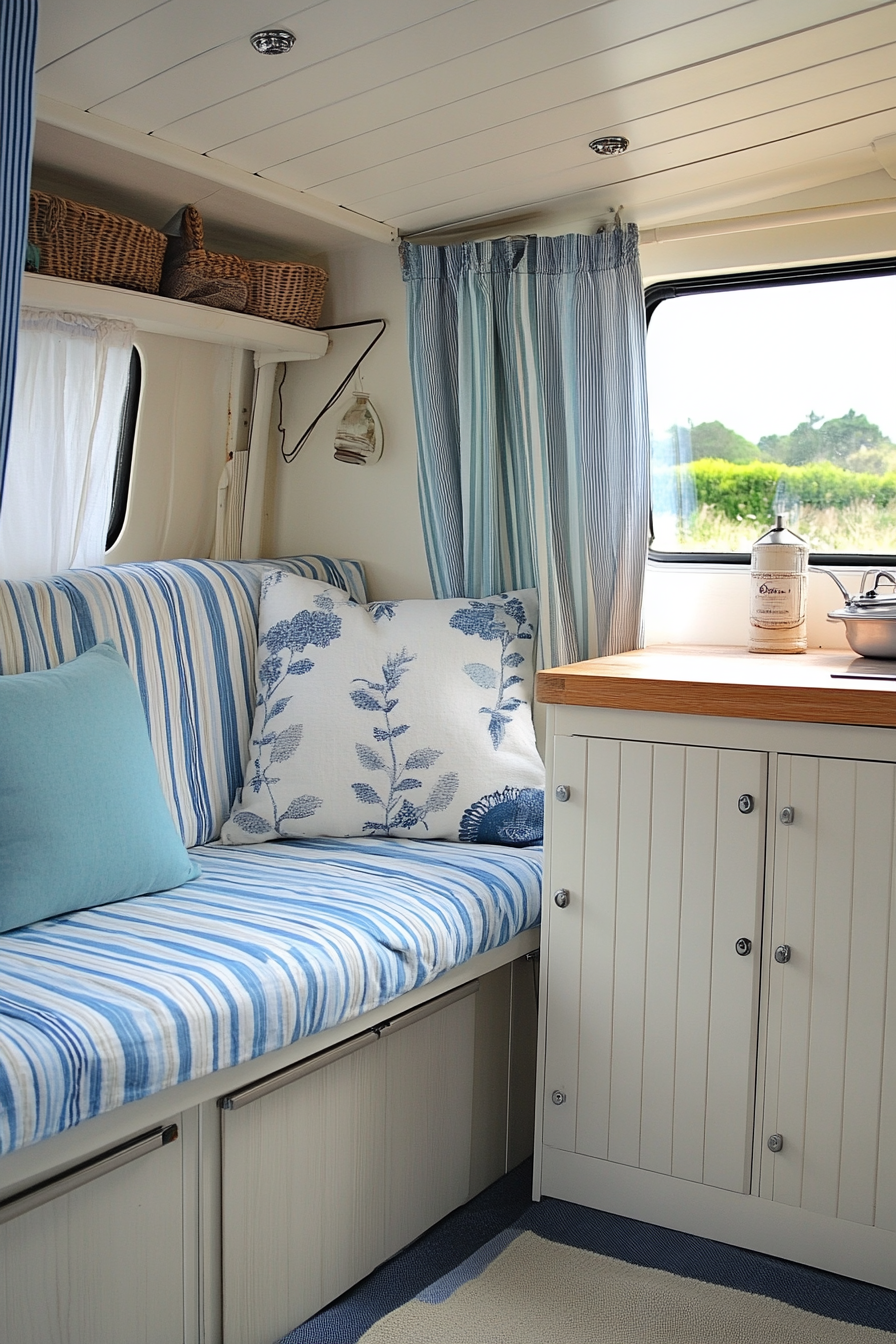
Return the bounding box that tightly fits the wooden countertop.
[536,646,896,727]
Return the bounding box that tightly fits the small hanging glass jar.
[333,392,384,465]
[748,514,810,653]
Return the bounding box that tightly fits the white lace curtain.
[0,309,135,579]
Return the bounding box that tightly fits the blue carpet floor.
[279,1161,896,1343]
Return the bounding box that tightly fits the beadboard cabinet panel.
[762,755,896,1230]
[547,737,766,1195]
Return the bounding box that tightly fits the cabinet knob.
[551,1090,567,1106]
[735,937,752,956]
[555,784,571,803]
[774,944,791,964]
[737,793,754,814]
[767,1133,784,1152]
[779,806,795,825]
[553,888,570,909]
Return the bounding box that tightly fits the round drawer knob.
[779,806,795,825]
[735,937,752,956]
[553,888,570,909]
[767,1133,784,1153]
[774,944,792,964]
[737,793,754,814]
[551,1090,566,1106]
[555,784,571,803]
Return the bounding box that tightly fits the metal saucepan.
[826,570,896,658]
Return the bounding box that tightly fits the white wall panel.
[359,89,896,230]
[39,0,333,116]
[32,0,896,237]
[266,241,430,599]
[36,0,160,70]
[97,0,470,137]
[219,0,752,176]
[282,8,896,199]
[155,0,586,156]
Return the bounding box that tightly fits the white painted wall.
[266,242,431,602]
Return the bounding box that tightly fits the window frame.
[645,255,896,567]
[105,344,141,552]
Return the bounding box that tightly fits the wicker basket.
[159,205,249,311]
[28,190,166,293]
[245,259,328,328]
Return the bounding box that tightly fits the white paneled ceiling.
[34,0,896,240]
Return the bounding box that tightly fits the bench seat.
[0,835,541,1156]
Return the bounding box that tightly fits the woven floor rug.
[280,1163,896,1343]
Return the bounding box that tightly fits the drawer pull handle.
[737,793,754,814]
[767,1133,784,1152]
[0,1124,178,1227]
[735,937,752,956]
[774,944,792,964]
[553,888,570,908]
[779,806,795,825]
[555,784,571,803]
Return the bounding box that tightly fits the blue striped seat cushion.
[0,556,366,846]
[0,837,542,1156]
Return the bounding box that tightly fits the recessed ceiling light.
[589,135,630,156]
[250,29,296,55]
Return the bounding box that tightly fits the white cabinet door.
[221,990,477,1344]
[761,754,896,1231]
[0,1122,185,1344]
[543,738,766,1195]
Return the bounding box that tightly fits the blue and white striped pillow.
[0,556,367,845]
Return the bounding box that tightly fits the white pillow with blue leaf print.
[220,572,544,846]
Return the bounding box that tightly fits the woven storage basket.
[159,205,249,311]
[28,190,166,293]
[245,259,328,328]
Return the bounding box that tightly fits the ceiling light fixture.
[250,29,296,55]
[589,135,630,156]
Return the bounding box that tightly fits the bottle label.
[750,572,806,629]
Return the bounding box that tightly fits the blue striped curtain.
[0,0,37,511]
[401,229,649,668]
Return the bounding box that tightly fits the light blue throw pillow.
[0,642,200,933]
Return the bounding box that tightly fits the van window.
[646,260,896,564]
[105,345,141,551]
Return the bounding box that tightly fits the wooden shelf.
[21,273,329,359]
[536,644,896,728]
